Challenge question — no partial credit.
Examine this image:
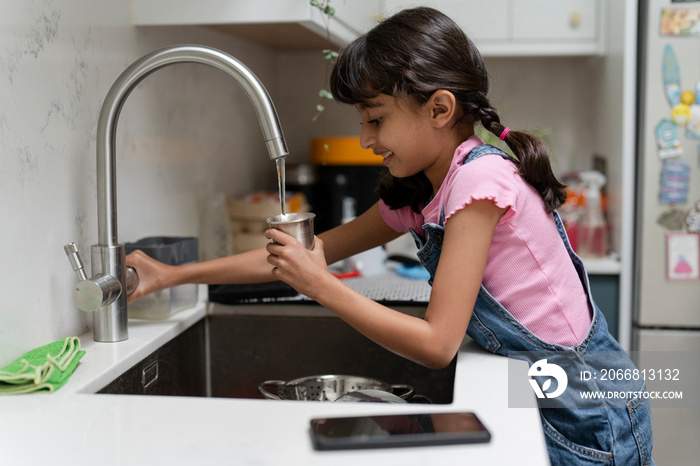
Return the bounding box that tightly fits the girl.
[127,8,654,465]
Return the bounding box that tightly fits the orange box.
[311,136,382,166]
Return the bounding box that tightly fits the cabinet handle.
[570,12,582,29]
[142,361,159,388]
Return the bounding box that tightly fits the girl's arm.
[267,199,504,369]
[315,202,401,265]
[126,202,400,302]
[125,246,274,302]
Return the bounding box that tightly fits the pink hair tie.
[499,127,510,141]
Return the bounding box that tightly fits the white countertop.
[581,256,622,275]
[0,300,550,466]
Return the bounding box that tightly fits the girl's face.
[356,93,459,190]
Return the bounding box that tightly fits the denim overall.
[410,145,654,465]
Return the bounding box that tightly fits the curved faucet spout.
[84,44,288,342]
[98,44,288,247]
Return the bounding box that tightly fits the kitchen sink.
[97,303,457,404]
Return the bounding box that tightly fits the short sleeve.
[443,155,520,224]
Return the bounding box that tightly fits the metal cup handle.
[390,384,415,400]
[258,380,286,400]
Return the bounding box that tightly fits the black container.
[125,236,199,265]
[313,165,386,233]
[124,236,199,320]
[286,164,318,212]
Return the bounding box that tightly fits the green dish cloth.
[0,337,85,394]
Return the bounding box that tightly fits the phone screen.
[310,411,491,450]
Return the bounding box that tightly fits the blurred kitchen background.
[0,1,698,463]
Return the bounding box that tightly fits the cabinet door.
[132,0,381,47]
[382,0,508,41]
[383,0,601,56]
[512,0,598,41]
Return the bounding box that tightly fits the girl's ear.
[428,90,457,128]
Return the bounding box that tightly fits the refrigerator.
[635,0,700,464]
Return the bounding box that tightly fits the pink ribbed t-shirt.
[379,136,592,346]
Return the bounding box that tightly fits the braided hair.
[330,7,566,213]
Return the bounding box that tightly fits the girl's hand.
[125,250,175,303]
[265,229,332,299]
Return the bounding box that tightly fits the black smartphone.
[309,411,491,450]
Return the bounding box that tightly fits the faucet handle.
[64,242,121,312]
[64,242,87,281]
[125,266,139,295]
[64,242,88,281]
[72,273,122,313]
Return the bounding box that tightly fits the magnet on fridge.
[659,157,690,205]
[686,201,700,233]
[655,119,683,158]
[672,103,692,125]
[663,44,681,106]
[657,208,688,230]
[687,106,700,137]
[660,7,700,36]
[686,83,700,138]
[672,90,694,125]
[666,232,700,281]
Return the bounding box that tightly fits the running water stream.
[276,157,286,217]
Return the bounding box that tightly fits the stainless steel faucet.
[65,45,289,342]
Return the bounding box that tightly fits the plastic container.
[125,236,199,320]
[577,171,608,258]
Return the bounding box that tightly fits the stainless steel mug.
[266,212,315,249]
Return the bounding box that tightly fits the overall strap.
[438,144,513,225]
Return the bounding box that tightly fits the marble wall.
[0,0,281,365]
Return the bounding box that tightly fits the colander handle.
[391,384,415,400]
[258,380,286,400]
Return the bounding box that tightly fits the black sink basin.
[97,304,456,404]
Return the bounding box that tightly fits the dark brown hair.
[330,7,566,213]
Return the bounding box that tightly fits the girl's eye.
[359,116,383,127]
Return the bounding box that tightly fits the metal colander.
[258,374,414,401]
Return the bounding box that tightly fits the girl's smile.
[357,93,470,192]
[378,150,394,166]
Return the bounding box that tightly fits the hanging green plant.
[310,0,338,122]
[310,0,335,17]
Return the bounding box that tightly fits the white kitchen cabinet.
[131,0,601,54]
[381,0,604,56]
[130,0,381,49]
[380,0,512,42]
[512,0,597,41]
